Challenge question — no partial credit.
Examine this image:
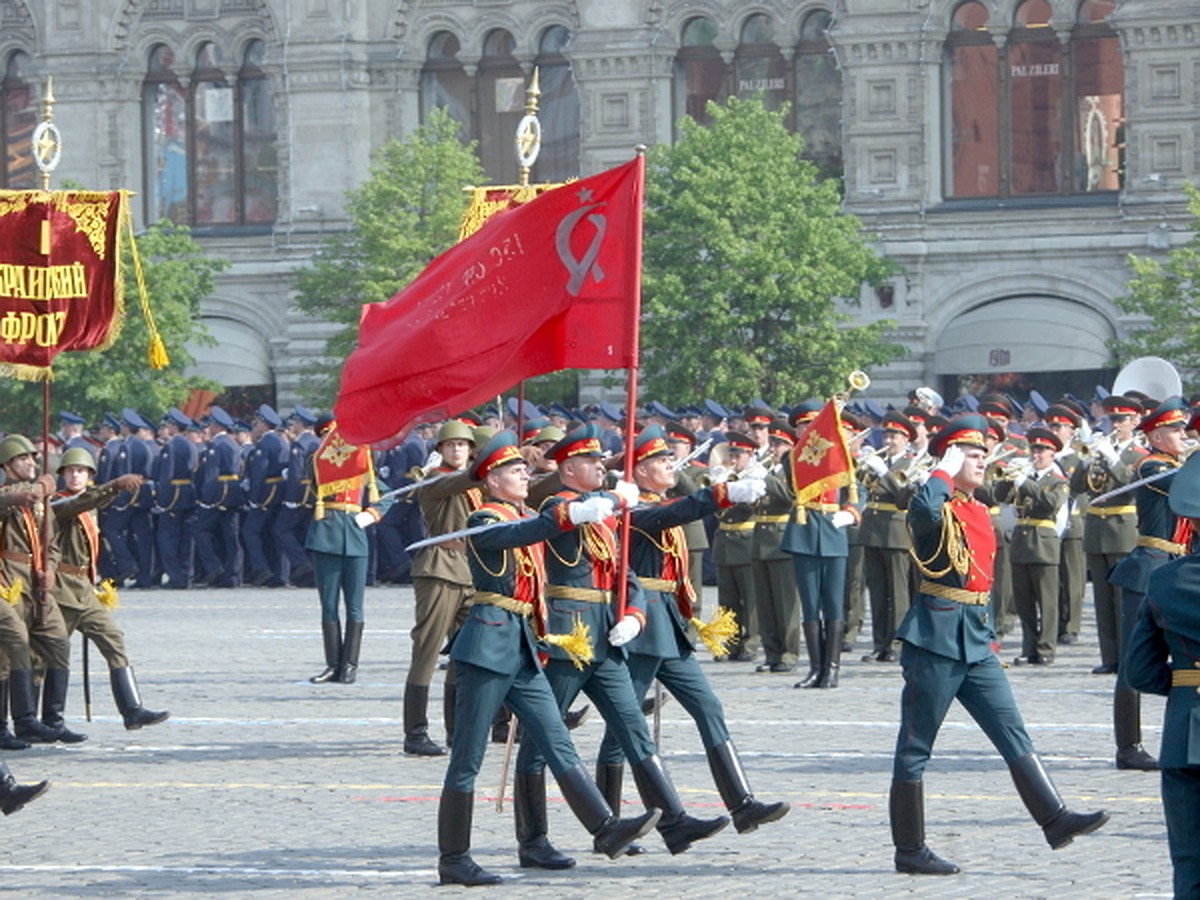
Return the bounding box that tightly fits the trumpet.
[993,457,1033,482]
[893,450,934,485]
[848,370,871,393]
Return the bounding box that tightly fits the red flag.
[790,400,855,504]
[335,157,644,445]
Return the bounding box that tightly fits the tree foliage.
[293,108,486,405]
[640,96,903,406]
[1111,182,1200,392]
[0,221,225,433]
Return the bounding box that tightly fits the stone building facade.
[2,1,1196,409]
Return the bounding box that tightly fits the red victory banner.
[335,156,644,445]
[791,399,856,504]
[0,190,128,380]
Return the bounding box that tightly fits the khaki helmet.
[436,420,476,447]
[0,433,37,466]
[57,447,97,473]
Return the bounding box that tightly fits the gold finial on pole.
[514,67,542,188]
[33,76,63,191]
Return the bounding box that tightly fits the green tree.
[640,96,903,406]
[1111,182,1200,390]
[0,221,225,433]
[294,108,486,405]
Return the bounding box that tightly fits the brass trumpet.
[848,370,871,393]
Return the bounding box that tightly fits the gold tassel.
[148,333,169,369]
[542,616,594,670]
[95,579,120,609]
[0,578,23,605]
[123,195,170,370]
[313,497,325,521]
[689,606,739,659]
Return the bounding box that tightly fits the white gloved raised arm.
[726,477,766,504]
[611,479,640,509]
[934,444,965,479]
[863,455,889,477]
[568,496,615,525]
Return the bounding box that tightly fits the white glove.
[708,465,729,484]
[935,444,965,478]
[1096,439,1119,466]
[830,510,856,528]
[1078,419,1093,444]
[353,511,375,528]
[378,465,390,478]
[612,479,640,509]
[1012,472,1029,490]
[608,615,642,646]
[1054,446,1072,460]
[863,455,889,477]
[726,477,766,504]
[423,450,443,471]
[568,496,615,525]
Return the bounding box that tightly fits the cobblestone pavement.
[0,584,1174,898]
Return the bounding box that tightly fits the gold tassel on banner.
[95,579,120,609]
[542,617,593,670]
[121,194,170,369]
[0,578,24,605]
[689,606,739,659]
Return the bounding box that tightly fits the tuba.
[1111,356,1182,403]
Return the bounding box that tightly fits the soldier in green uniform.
[437,431,659,885]
[1074,395,1145,674]
[858,411,918,665]
[51,448,169,730]
[891,415,1107,875]
[665,422,710,615]
[1043,404,1086,645]
[753,419,801,673]
[709,432,759,662]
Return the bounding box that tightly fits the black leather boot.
[1114,684,1158,770]
[443,678,456,749]
[564,704,590,730]
[402,683,445,756]
[818,620,844,688]
[0,679,30,750]
[110,667,170,730]
[705,739,790,833]
[309,621,341,683]
[556,762,662,859]
[631,754,728,854]
[890,779,959,874]
[39,668,87,743]
[339,620,363,684]
[12,670,74,744]
[0,761,49,816]
[1009,753,1109,849]
[594,762,646,855]
[514,770,575,869]
[795,620,824,688]
[437,789,501,886]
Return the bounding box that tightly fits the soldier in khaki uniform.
[858,411,918,664]
[666,422,710,615]
[978,419,1019,641]
[1043,403,1086,645]
[51,448,169,730]
[753,420,801,673]
[1072,395,1145,674]
[709,432,760,662]
[995,427,1069,666]
[403,420,482,756]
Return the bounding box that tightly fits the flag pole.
[615,147,647,619]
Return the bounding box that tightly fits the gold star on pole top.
[36,127,60,165]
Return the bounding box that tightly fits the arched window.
[141,40,278,227]
[674,16,726,128]
[735,14,787,112]
[794,10,842,179]
[944,0,1122,199]
[478,29,524,181]
[420,31,470,142]
[534,25,580,182]
[2,51,36,188]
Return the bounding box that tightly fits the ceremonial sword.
[1089,465,1179,505]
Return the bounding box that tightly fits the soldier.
[242,404,288,587]
[995,427,1068,666]
[305,415,390,685]
[96,413,133,584]
[153,408,198,590]
[192,406,244,588]
[274,406,319,588]
[514,423,728,865]
[890,415,1107,875]
[978,418,1019,642]
[1124,450,1200,898]
[1073,395,1145,675]
[437,430,659,886]
[841,410,870,653]
[665,422,710,616]
[709,432,760,662]
[124,410,160,589]
[372,429,426,585]
[753,419,801,674]
[51,448,169,729]
[858,411,918,666]
[595,426,789,835]
[781,401,860,686]
[1108,396,1191,771]
[1043,404,1086,646]
[0,434,85,744]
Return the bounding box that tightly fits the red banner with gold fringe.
[791,399,856,505]
[0,190,126,380]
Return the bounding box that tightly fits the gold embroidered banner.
[0,190,127,380]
